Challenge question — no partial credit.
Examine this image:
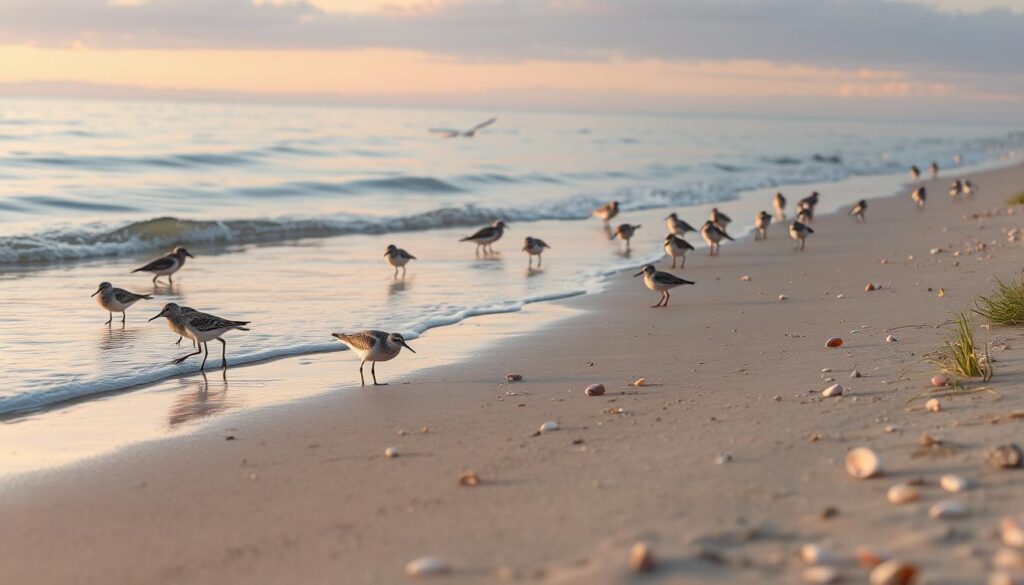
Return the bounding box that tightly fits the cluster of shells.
[1006,227,1022,243]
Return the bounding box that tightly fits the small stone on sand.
[627,542,656,573]
[405,556,449,577]
[986,444,1023,469]
[385,447,400,458]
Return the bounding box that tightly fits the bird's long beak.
[185,252,195,258]
[383,251,390,257]
[633,271,644,277]
[400,341,416,353]
[148,310,164,322]
[90,287,101,297]
[663,215,671,220]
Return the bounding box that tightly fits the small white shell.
[632,377,647,386]
[940,474,969,493]
[929,499,967,520]
[886,335,898,343]
[802,566,842,584]
[779,294,789,301]
[405,556,449,577]
[846,447,884,479]
[822,384,844,397]
[850,369,862,378]
[869,559,918,585]
[800,543,838,566]
[886,483,920,504]
[385,447,400,458]
[539,421,559,433]
[926,398,942,412]
[1001,516,1024,548]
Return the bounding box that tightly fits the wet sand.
[2,163,1024,584]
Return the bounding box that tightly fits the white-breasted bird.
[849,199,867,223]
[910,165,921,180]
[522,236,550,267]
[384,244,416,278]
[963,179,978,197]
[332,330,415,386]
[91,282,152,325]
[929,161,939,178]
[789,221,814,251]
[710,207,732,229]
[911,186,926,209]
[797,205,814,224]
[700,220,733,256]
[773,192,787,220]
[132,246,194,284]
[755,210,772,240]
[611,223,641,252]
[663,234,694,269]
[149,303,250,370]
[799,191,820,211]
[592,201,620,223]
[460,221,508,256]
[633,264,694,308]
[665,212,696,236]
[949,179,963,201]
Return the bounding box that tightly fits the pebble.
[632,377,647,387]
[987,444,1023,469]
[1000,516,1024,548]
[850,369,861,378]
[825,337,843,348]
[779,294,789,301]
[539,421,559,433]
[458,470,481,487]
[869,559,918,585]
[627,541,656,573]
[385,447,400,458]
[926,398,942,412]
[865,282,877,291]
[822,384,844,398]
[821,367,833,373]
[929,499,967,520]
[887,483,920,504]
[886,335,897,343]
[715,453,733,465]
[506,374,523,382]
[405,556,450,577]
[740,275,751,281]
[846,447,883,479]
[800,543,838,566]
[940,474,969,493]
[836,294,844,299]
[584,383,605,396]
[932,374,950,387]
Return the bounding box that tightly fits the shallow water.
[0,98,1020,413]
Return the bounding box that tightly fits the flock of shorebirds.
[92,160,975,385]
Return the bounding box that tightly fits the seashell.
[457,470,481,487]
[405,556,449,577]
[627,541,656,572]
[987,444,1023,469]
[822,384,844,397]
[937,288,945,297]
[740,275,752,281]
[800,543,838,566]
[584,383,605,396]
[632,377,647,386]
[715,453,733,465]
[779,294,789,301]
[506,374,523,382]
[850,369,861,378]
[826,337,843,348]
[869,559,918,585]
[821,367,832,373]
[866,282,876,291]
[856,545,892,569]
[886,335,897,343]
[930,247,943,255]
[887,483,920,504]
[846,447,883,479]
[926,398,942,412]
[931,374,949,387]
[836,294,844,299]
[539,421,559,433]
[802,566,841,584]
[939,474,969,493]
[385,447,400,458]
[994,546,1024,569]
[1000,516,1024,548]
[880,258,888,264]
[929,499,967,520]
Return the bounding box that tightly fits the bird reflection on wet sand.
[167,371,235,428]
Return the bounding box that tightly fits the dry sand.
[3,164,1024,584]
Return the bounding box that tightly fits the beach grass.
[933,312,992,382]
[1007,193,1024,205]
[974,276,1024,326]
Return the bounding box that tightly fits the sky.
[0,0,1022,120]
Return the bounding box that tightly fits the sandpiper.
[522,237,550,267]
[789,221,814,251]
[665,212,696,236]
[773,192,787,220]
[797,205,814,224]
[663,234,694,269]
[910,165,921,180]
[611,223,641,252]
[849,199,867,223]
[949,178,963,201]
[332,330,415,386]
[754,210,772,240]
[592,201,620,223]
[150,303,250,370]
[460,221,508,256]
[799,191,820,211]
[929,161,939,178]
[700,220,733,256]
[911,186,927,209]
[91,282,152,325]
[963,179,978,197]
[710,207,732,229]
[170,305,198,347]
[132,246,194,284]
[384,244,416,278]
[633,264,694,308]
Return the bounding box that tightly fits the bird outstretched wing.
[468,118,497,133]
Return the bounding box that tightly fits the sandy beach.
[3,162,1024,584]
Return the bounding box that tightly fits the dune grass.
[974,276,1024,326]
[932,312,992,383]
[1007,193,1024,205]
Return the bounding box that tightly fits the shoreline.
[3,161,1024,584]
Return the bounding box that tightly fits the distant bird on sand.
[910,165,921,180]
[132,246,194,284]
[949,179,963,201]
[911,186,926,209]
[701,220,733,256]
[666,212,696,236]
[384,244,416,278]
[634,264,694,308]
[710,207,732,229]
[789,221,814,251]
[429,117,497,138]
[797,205,814,224]
[754,211,772,240]
[963,179,978,197]
[611,224,641,252]
[460,221,508,256]
[799,191,820,211]
[522,236,550,267]
[91,282,151,325]
[592,201,620,223]
[663,234,694,269]
[849,199,867,223]
[332,330,415,386]
[150,303,250,370]
[929,161,939,178]
[773,192,787,220]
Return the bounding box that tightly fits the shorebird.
[754,210,772,240]
[169,305,198,347]
[665,212,696,236]
[911,186,926,209]
[460,221,508,256]
[429,117,496,138]
[522,236,550,267]
[910,165,921,180]
[789,221,814,251]
[849,199,867,223]
[773,192,787,220]
[633,264,694,308]
[929,161,939,178]
[949,179,963,201]
[384,244,416,278]
[332,330,415,386]
[799,191,820,211]
[710,207,732,229]
[611,224,641,252]
[132,246,194,284]
[149,303,250,370]
[797,205,814,224]
[963,179,978,197]
[700,220,733,256]
[663,234,694,269]
[91,282,152,325]
[592,201,620,223]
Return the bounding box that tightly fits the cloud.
[1,0,1022,76]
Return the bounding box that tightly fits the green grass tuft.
[1007,193,1024,205]
[974,277,1024,326]
[933,312,992,382]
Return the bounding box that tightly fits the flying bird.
[429,117,497,138]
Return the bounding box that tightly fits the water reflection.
[167,371,235,428]
[95,325,144,352]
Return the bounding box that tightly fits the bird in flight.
[429,118,497,138]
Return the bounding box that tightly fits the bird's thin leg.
[121,311,127,324]
[175,336,183,346]
[199,342,209,371]
[402,265,407,278]
[168,274,173,285]
[372,361,387,386]
[651,292,664,309]
[664,290,671,307]
[359,360,366,386]
[671,257,676,269]
[105,312,112,325]
[538,254,542,268]
[394,266,398,278]
[219,338,227,369]
[152,274,158,284]
[680,255,686,269]
[173,346,203,365]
